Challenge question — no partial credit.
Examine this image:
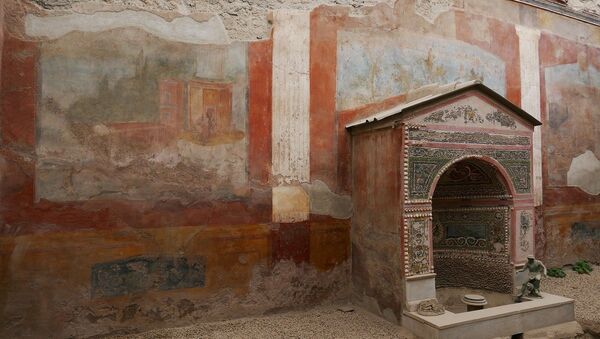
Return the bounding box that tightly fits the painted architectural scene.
[1,0,600,338]
[36,27,249,202]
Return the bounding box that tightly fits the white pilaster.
[516,26,542,206]
[271,10,311,222]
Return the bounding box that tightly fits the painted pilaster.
[516,26,542,207]
[271,10,311,222]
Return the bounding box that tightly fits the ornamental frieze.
[423,105,518,130]
[407,147,531,199]
[408,129,530,146]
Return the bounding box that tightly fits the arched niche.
[430,157,514,293]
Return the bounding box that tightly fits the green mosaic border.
[407,146,531,199]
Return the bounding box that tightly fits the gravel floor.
[113,265,600,339]
[543,263,600,335]
[115,305,414,339]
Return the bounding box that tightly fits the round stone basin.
[437,287,517,313]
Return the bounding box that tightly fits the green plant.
[573,260,593,274]
[547,267,566,278]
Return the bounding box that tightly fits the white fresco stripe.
[517,26,542,207]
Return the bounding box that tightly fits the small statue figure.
[516,255,547,301]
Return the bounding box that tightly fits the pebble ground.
[543,263,600,335]
[115,305,414,339]
[114,265,600,339]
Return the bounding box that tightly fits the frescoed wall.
[1,0,600,336]
[0,7,350,338]
[539,33,600,265]
[36,28,248,202]
[337,29,506,110]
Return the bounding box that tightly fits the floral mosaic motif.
[424,105,485,124]
[486,110,517,129]
[432,207,509,253]
[408,129,530,146]
[407,147,531,199]
[408,218,430,275]
[410,162,439,196]
[519,211,532,252]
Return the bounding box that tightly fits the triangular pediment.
[346,82,541,132]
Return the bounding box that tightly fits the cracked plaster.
[20,0,398,40]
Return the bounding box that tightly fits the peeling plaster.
[303,180,352,219]
[566,0,600,17]
[567,150,600,195]
[415,0,453,23]
[272,186,310,223]
[23,0,396,40]
[25,11,230,44]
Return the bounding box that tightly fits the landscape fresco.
[36,28,249,202]
[336,29,506,110]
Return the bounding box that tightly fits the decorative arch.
[429,156,515,293]
[427,154,518,200]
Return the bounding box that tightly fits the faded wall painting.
[36,28,249,202]
[336,30,506,110]
[91,256,206,298]
[408,95,530,131]
[545,63,600,189]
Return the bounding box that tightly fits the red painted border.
[248,39,273,186]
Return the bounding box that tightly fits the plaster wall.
[0,3,4,83]
[539,33,600,265]
[351,128,404,324]
[0,5,351,337]
[1,0,600,336]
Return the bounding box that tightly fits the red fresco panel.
[271,221,310,264]
[310,9,339,189]
[248,40,272,186]
[1,33,37,148]
[455,12,521,106]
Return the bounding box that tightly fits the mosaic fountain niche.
[431,157,515,313]
[347,82,576,338]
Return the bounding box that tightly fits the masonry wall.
[1,0,600,336]
[351,128,404,323]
